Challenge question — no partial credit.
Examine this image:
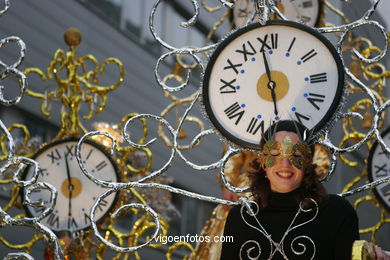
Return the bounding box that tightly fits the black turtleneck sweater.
[220,189,359,260]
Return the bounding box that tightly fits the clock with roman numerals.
[22,139,119,232]
[232,0,323,28]
[202,20,344,149]
[367,127,390,213]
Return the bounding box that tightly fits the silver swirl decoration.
[150,0,218,53]
[239,199,273,259]
[290,236,316,259]
[239,240,262,260]
[238,198,318,260]
[0,0,26,106]
[0,120,63,259]
[0,0,9,17]
[0,1,63,258]
[90,189,161,253]
[0,36,27,106]
[2,252,34,260]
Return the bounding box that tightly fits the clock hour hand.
[268,81,278,116]
[262,51,278,116]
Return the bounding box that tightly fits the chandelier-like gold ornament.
[24,27,124,141]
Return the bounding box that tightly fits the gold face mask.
[260,135,312,170]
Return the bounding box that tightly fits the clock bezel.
[228,0,325,29]
[21,138,120,232]
[367,127,390,213]
[202,20,345,150]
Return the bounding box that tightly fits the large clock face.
[367,128,390,213]
[203,21,344,149]
[23,139,119,232]
[233,0,321,28]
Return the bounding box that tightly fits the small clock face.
[203,21,344,149]
[233,0,321,28]
[367,128,390,213]
[23,139,119,232]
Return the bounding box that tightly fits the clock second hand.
[262,50,279,116]
[64,153,73,229]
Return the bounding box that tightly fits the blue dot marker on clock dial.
[297,61,302,65]
[241,104,246,108]
[292,107,296,111]
[275,116,280,121]
[269,50,273,54]
[251,57,256,61]
[305,77,309,81]
[240,69,245,74]
[257,114,262,119]
[304,93,308,97]
[236,86,240,90]
[285,53,290,57]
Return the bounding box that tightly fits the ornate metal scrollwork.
[1,0,390,258]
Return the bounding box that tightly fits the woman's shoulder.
[227,203,255,222]
[327,194,353,205]
[323,194,357,217]
[224,204,254,233]
[227,204,243,218]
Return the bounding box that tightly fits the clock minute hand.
[262,51,278,116]
[262,50,272,82]
[64,153,73,227]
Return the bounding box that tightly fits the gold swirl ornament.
[24,27,124,140]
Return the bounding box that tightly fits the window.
[77,0,208,57]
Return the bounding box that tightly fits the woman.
[220,120,360,260]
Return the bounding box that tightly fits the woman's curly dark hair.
[248,120,328,209]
